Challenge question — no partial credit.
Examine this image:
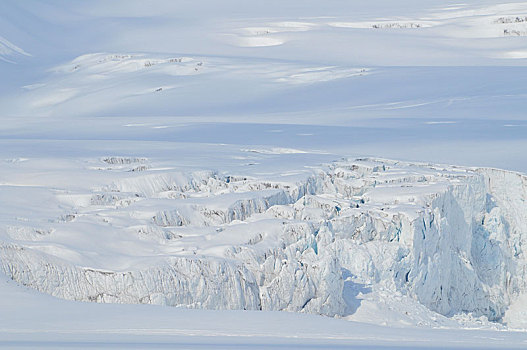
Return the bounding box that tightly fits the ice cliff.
[1,158,526,323]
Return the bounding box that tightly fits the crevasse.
[1,158,526,323]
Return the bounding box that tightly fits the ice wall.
[1,159,526,322]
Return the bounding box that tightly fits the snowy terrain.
[1,0,527,348]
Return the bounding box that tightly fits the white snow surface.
[2,272,527,350]
[2,0,527,348]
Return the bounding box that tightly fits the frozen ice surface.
[2,157,527,325]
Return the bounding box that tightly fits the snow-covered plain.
[1,0,527,348]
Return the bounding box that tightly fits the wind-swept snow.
[0,35,29,63]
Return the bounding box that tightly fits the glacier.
[2,0,527,347]
[2,157,526,324]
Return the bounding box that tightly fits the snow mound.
[226,21,317,47]
[11,52,370,117]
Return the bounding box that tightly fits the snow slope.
[2,272,527,350]
[2,1,527,171]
